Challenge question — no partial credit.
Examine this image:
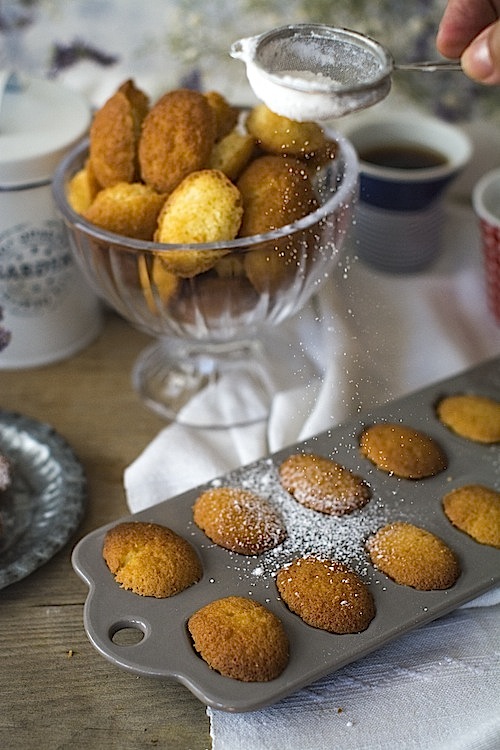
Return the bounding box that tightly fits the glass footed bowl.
[52,131,358,428]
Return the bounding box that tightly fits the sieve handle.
[395,60,462,72]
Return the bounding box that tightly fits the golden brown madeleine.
[213,254,246,278]
[306,138,339,174]
[242,234,303,297]
[139,88,216,194]
[359,423,447,479]
[155,169,243,244]
[188,596,289,681]
[67,159,101,214]
[366,522,460,590]
[84,182,166,240]
[237,155,317,236]
[153,170,240,277]
[246,104,326,158]
[443,484,500,548]
[103,521,202,598]
[237,155,318,295]
[204,90,239,140]
[279,452,371,516]
[89,79,149,187]
[193,486,286,554]
[276,557,375,633]
[138,255,180,313]
[121,78,150,133]
[209,128,256,181]
[154,169,242,277]
[436,393,500,443]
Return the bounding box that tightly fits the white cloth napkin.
[208,595,500,750]
[124,202,500,750]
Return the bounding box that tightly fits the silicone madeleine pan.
[72,356,500,712]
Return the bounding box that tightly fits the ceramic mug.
[0,76,102,369]
[345,112,472,273]
[472,167,500,325]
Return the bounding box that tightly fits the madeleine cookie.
[188,596,289,682]
[237,155,317,237]
[154,169,242,277]
[238,155,317,294]
[84,182,166,240]
[279,453,371,516]
[139,88,216,194]
[307,138,339,174]
[67,160,101,214]
[366,522,460,590]
[155,169,243,244]
[436,394,500,443]
[246,104,326,157]
[359,423,447,479]
[103,521,202,598]
[204,90,239,140]
[193,486,286,555]
[89,79,149,187]
[443,484,500,548]
[276,557,375,633]
[209,128,255,181]
[138,255,179,313]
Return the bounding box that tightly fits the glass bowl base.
[132,338,284,429]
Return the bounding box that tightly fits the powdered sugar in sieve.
[231,24,461,121]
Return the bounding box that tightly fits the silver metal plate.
[0,410,86,589]
[72,357,500,712]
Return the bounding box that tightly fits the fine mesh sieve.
[230,24,462,120]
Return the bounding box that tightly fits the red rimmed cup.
[473,168,500,325]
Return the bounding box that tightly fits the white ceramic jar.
[0,76,102,368]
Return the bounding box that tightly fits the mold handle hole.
[110,622,146,646]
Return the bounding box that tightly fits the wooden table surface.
[0,311,212,750]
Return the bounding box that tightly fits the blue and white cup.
[345,112,472,273]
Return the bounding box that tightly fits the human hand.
[437,0,500,84]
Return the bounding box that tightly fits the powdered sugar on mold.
[210,457,389,580]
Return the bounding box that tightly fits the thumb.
[462,22,500,84]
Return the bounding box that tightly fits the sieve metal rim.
[248,24,395,95]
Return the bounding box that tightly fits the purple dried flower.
[48,39,118,77]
